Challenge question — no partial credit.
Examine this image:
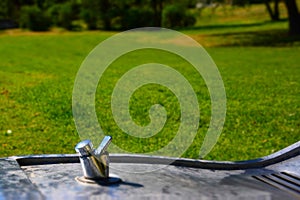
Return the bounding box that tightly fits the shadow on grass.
[209,29,300,47]
[186,19,287,31]
[186,21,271,31]
[184,20,300,47]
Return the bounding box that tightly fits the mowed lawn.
[0,5,299,160]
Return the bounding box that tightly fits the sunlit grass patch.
[0,3,299,160]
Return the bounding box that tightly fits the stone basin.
[0,141,299,200]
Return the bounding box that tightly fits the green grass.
[0,4,299,161]
[207,47,300,160]
[0,32,112,155]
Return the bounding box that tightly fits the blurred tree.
[264,0,280,21]
[1,0,198,30]
[162,3,196,28]
[0,0,9,19]
[19,5,51,31]
[48,1,80,30]
[80,0,117,30]
[39,0,71,10]
[99,0,115,30]
[80,0,196,30]
[284,0,300,35]
[151,0,163,26]
[0,0,29,21]
[235,0,300,35]
[121,6,155,29]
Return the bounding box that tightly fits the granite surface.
[0,143,299,200]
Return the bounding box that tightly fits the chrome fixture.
[75,136,112,180]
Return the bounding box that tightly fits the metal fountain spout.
[75,136,112,180]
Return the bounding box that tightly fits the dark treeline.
[0,0,299,35]
[0,0,198,31]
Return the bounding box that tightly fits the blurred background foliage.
[0,0,299,34]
